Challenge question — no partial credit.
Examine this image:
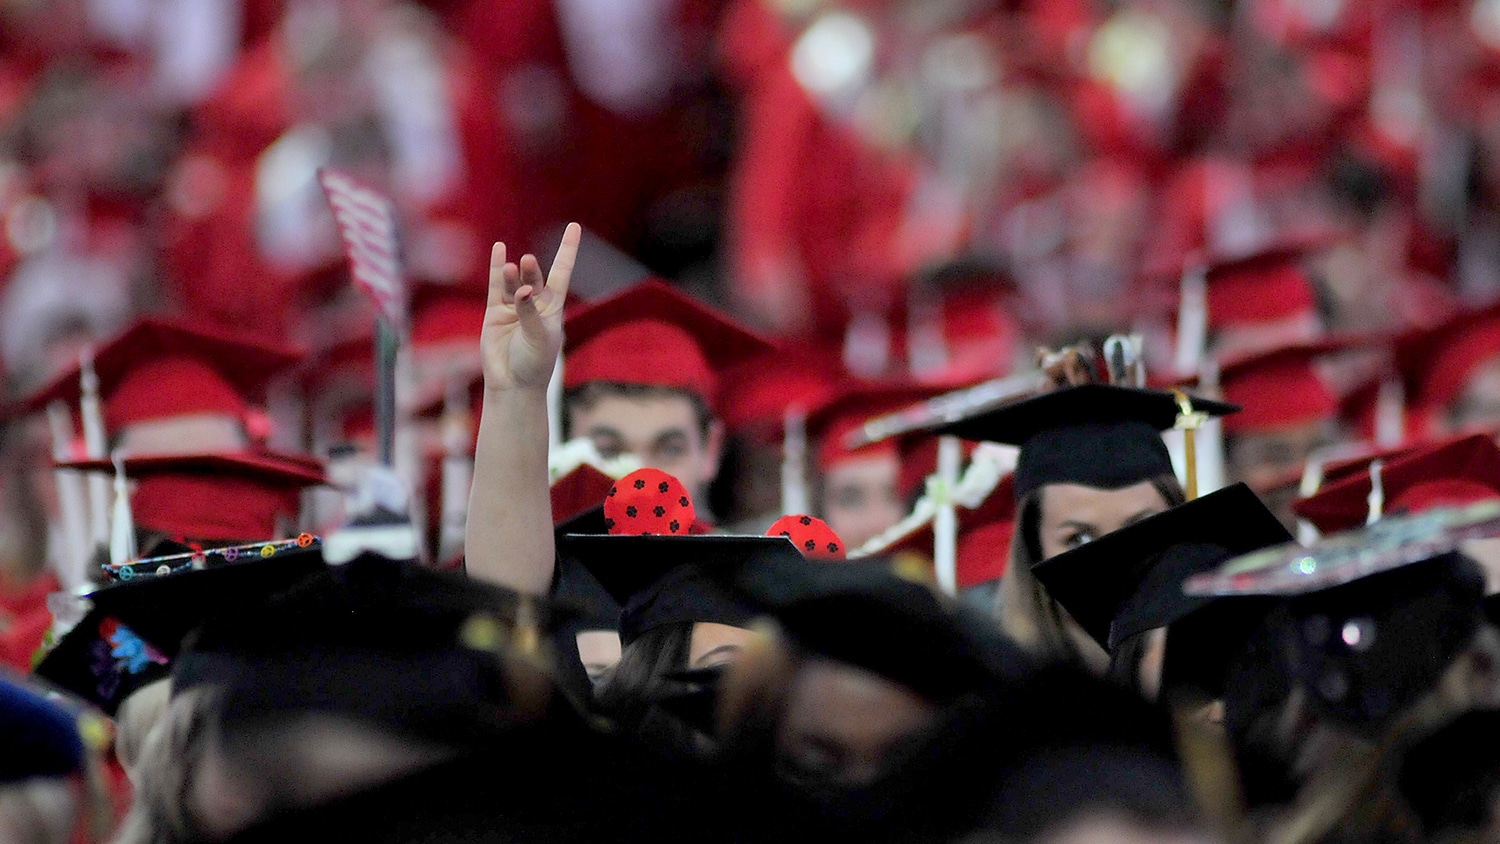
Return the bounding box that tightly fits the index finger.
[545,223,582,302]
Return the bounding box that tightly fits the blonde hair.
[114,680,171,781]
[0,779,79,844]
[108,688,221,844]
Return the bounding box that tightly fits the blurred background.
[4,0,1500,565]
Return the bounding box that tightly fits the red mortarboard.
[562,279,776,407]
[603,468,697,536]
[1402,301,1500,414]
[1291,434,1500,535]
[1202,239,1323,328]
[805,383,948,473]
[551,463,619,527]
[1218,338,1375,435]
[717,343,843,442]
[766,514,846,561]
[56,451,325,542]
[18,317,302,432]
[408,283,489,348]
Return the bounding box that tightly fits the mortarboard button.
[604,468,696,536]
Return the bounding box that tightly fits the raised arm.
[465,224,579,594]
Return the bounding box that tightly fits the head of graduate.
[561,281,777,508]
[926,376,1236,670]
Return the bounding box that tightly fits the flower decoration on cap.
[604,468,696,536]
[767,514,845,561]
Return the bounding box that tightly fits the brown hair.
[563,382,715,440]
[995,474,1185,673]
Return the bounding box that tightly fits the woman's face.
[773,658,936,789]
[1037,481,1171,560]
[688,622,755,669]
[576,630,623,688]
[819,455,907,551]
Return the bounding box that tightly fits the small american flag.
[318,168,407,325]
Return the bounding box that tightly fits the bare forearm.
[465,387,554,594]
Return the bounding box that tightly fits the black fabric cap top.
[175,555,563,745]
[715,556,1034,701]
[559,534,802,645]
[1031,483,1291,651]
[925,385,1237,501]
[1282,551,1484,731]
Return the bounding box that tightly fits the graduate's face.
[569,394,723,503]
[773,658,936,789]
[1037,481,1170,560]
[116,414,249,457]
[689,622,754,669]
[576,630,622,688]
[819,454,905,550]
[1227,422,1334,497]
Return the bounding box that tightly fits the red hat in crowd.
[804,383,947,473]
[18,317,302,433]
[563,280,777,409]
[1291,434,1500,535]
[1217,336,1379,435]
[56,451,325,542]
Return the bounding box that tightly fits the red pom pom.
[767,514,846,561]
[604,468,695,535]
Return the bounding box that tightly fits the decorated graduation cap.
[562,279,777,408]
[1186,504,1499,728]
[57,451,325,544]
[1033,483,1292,652]
[560,469,804,644]
[0,671,91,782]
[173,553,561,746]
[925,384,1236,502]
[766,514,846,561]
[1292,434,1500,535]
[16,317,302,432]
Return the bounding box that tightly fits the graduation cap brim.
[1032,483,1292,650]
[559,534,805,607]
[87,546,326,656]
[1185,501,1500,598]
[56,451,327,485]
[14,317,304,417]
[561,280,777,368]
[925,385,1238,445]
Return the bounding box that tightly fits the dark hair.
[563,382,715,440]
[594,622,707,757]
[1106,629,1155,698]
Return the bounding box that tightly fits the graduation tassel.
[932,435,962,596]
[109,452,136,566]
[1172,390,1208,501]
[1172,259,1208,379]
[781,407,809,516]
[45,402,91,593]
[1375,377,1406,447]
[1297,456,1327,546]
[437,375,473,568]
[78,349,112,551]
[1366,460,1386,526]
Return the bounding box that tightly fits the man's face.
[568,393,723,503]
[819,454,905,551]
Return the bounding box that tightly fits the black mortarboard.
[552,506,619,631]
[87,540,325,656]
[0,671,88,782]
[1031,483,1292,651]
[924,385,1237,501]
[716,555,1033,700]
[32,609,170,715]
[559,534,796,645]
[175,554,563,745]
[1187,505,1499,730]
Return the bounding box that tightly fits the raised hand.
[480,223,580,393]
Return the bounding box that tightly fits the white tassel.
[109,452,136,566]
[780,407,809,517]
[1366,460,1386,526]
[46,402,91,591]
[79,348,111,549]
[932,436,962,596]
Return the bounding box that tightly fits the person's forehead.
[571,393,702,436]
[1041,482,1163,519]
